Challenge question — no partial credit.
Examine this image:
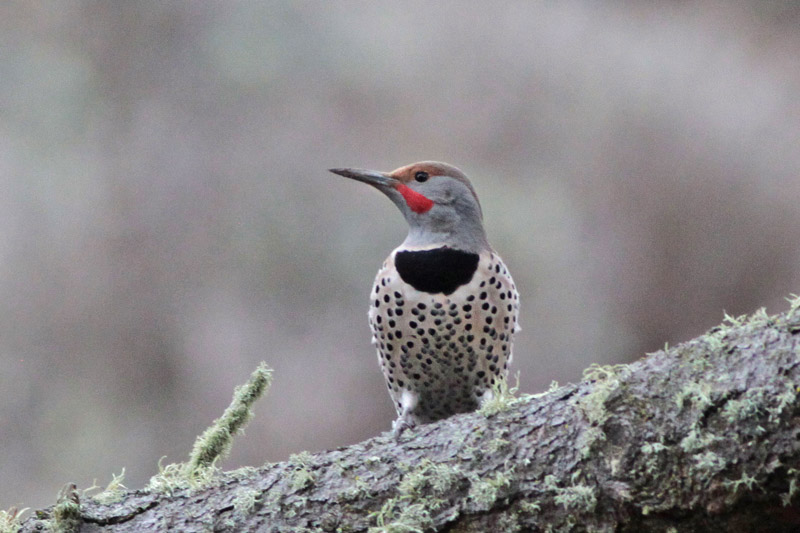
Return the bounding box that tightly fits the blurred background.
[2,1,799,510]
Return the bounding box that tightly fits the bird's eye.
[414,171,429,182]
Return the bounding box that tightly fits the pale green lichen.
[51,484,81,533]
[722,380,796,429]
[486,437,511,454]
[91,468,127,505]
[528,380,562,401]
[289,451,316,491]
[554,484,596,512]
[289,471,314,493]
[232,487,261,517]
[146,456,220,493]
[747,307,770,326]
[704,331,725,352]
[768,380,798,423]
[639,440,669,477]
[544,474,596,512]
[340,475,372,501]
[723,471,758,495]
[367,498,433,533]
[284,497,308,519]
[722,311,746,327]
[578,426,607,460]
[227,465,259,481]
[467,471,512,511]
[783,478,799,507]
[479,371,521,416]
[640,441,667,455]
[369,498,434,533]
[578,363,631,426]
[0,507,28,533]
[573,363,632,462]
[722,391,764,424]
[582,363,628,383]
[368,459,465,532]
[786,294,800,316]
[781,468,799,506]
[146,363,272,494]
[188,362,273,471]
[694,451,726,473]
[674,381,713,411]
[519,500,541,514]
[333,458,348,476]
[495,512,522,532]
[398,459,461,498]
[261,487,283,515]
[569,469,585,485]
[679,427,720,453]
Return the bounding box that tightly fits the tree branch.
[18,299,800,532]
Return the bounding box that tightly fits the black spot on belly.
[394,247,479,295]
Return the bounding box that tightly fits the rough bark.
[18,300,800,532]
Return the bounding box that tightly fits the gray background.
[2,1,799,510]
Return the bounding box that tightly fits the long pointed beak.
[329,167,396,188]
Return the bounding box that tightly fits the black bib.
[394,247,479,295]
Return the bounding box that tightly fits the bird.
[329,161,519,437]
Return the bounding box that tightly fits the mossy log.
[17,301,800,532]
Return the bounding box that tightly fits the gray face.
[398,175,488,252]
[329,161,490,253]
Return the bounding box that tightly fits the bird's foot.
[392,415,416,441]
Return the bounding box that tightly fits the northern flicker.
[329,161,520,437]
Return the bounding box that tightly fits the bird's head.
[329,161,489,252]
